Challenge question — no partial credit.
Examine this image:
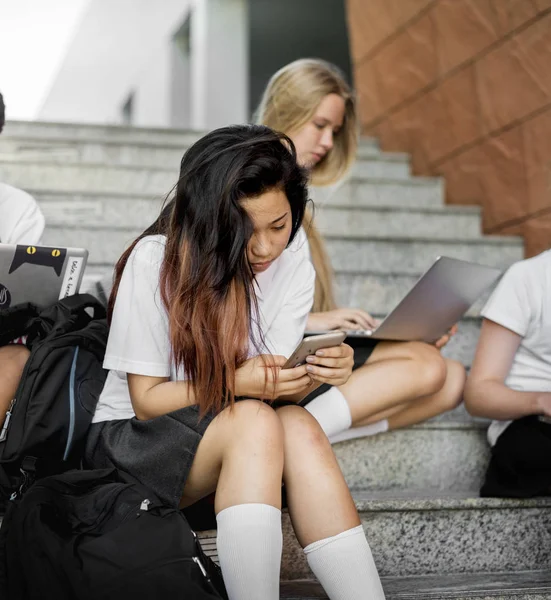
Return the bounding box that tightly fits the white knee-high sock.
[304,525,386,600]
[304,387,352,438]
[329,420,389,444]
[216,503,282,600]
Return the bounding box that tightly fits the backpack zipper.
[190,530,212,581]
[62,346,80,461]
[192,556,208,578]
[118,498,152,524]
[0,398,16,442]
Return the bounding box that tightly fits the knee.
[277,405,330,454]
[442,359,466,410]
[226,400,284,457]
[406,342,447,394]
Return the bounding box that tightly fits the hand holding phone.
[286,332,355,388]
[283,332,347,369]
[235,354,312,400]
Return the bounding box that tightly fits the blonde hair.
[256,58,358,311]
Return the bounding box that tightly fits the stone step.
[283,491,551,579]
[2,121,207,146]
[0,161,432,197]
[439,316,481,367]
[281,572,551,599]
[38,193,168,229]
[197,492,551,578]
[325,236,522,274]
[314,203,484,239]
[3,119,380,152]
[0,138,409,179]
[310,177,445,208]
[333,422,490,493]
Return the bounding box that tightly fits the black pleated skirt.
[85,405,216,508]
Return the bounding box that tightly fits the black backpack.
[0,294,109,500]
[3,467,227,600]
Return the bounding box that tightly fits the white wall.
[39,0,193,125]
[38,0,249,129]
[191,0,249,129]
[132,37,173,128]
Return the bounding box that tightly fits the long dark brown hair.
[109,125,309,415]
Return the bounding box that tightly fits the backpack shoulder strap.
[26,294,107,345]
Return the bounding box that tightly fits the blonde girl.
[257,59,466,441]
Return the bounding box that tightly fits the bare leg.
[180,400,285,600]
[0,345,30,427]
[276,405,358,546]
[180,399,284,510]
[338,341,448,425]
[277,406,385,599]
[353,358,466,429]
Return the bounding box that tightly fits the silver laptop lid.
[369,256,501,343]
[0,243,88,311]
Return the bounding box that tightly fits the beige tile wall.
[347,0,551,255]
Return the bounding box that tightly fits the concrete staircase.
[1,121,549,598]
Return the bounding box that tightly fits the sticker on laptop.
[9,245,67,276]
[59,257,84,299]
[0,283,11,309]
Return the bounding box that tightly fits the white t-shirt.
[93,234,315,423]
[0,183,45,244]
[287,226,310,260]
[482,250,551,445]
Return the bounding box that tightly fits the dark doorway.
[248,0,353,118]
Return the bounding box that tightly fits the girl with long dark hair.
[85,125,386,600]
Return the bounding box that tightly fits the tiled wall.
[347,0,551,256]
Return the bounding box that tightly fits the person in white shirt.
[0,182,45,245]
[85,125,386,600]
[465,250,551,497]
[0,92,45,245]
[0,91,46,429]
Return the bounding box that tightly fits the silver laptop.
[0,243,88,310]
[309,256,502,343]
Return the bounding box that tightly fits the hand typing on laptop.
[307,307,379,332]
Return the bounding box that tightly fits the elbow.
[463,379,488,417]
[134,410,151,421]
[132,400,154,421]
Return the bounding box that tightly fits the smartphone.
[283,331,347,369]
